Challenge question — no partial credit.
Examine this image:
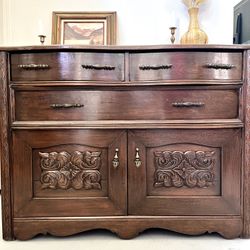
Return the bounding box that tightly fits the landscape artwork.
[62,21,106,45]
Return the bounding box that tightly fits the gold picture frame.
[52,12,116,45]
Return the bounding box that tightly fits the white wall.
[0,0,242,46]
[0,0,3,44]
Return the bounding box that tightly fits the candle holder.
[169,27,177,44]
[38,35,46,45]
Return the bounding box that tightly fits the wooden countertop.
[0,44,249,52]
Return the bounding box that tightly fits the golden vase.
[181,7,208,44]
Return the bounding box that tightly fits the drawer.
[11,52,125,81]
[13,88,239,121]
[130,52,242,81]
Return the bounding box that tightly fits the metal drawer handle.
[134,148,142,168]
[172,102,205,108]
[18,64,50,70]
[50,104,84,109]
[112,149,119,169]
[139,64,173,70]
[204,63,235,70]
[81,64,116,70]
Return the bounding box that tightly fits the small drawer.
[13,87,239,122]
[130,52,242,81]
[11,52,125,81]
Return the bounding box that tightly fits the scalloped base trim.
[12,217,243,240]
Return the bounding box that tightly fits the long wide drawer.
[11,52,125,81]
[13,87,239,121]
[130,52,242,81]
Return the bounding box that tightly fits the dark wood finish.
[243,50,250,238]
[12,130,127,217]
[13,217,242,240]
[128,129,241,216]
[11,119,244,130]
[130,52,242,81]
[11,52,125,81]
[1,44,250,52]
[13,87,239,121]
[0,52,13,240]
[0,45,248,240]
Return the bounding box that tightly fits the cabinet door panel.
[128,129,241,216]
[13,130,127,217]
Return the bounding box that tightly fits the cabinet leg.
[241,224,250,239]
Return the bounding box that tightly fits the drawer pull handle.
[139,64,173,70]
[172,102,205,108]
[81,64,116,70]
[134,148,142,168]
[204,63,235,70]
[18,64,50,70]
[112,149,120,169]
[50,104,84,109]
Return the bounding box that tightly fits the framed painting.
[52,12,116,45]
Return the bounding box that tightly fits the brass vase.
[181,7,208,44]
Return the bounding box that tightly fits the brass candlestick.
[38,35,46,45]
[169,27,177,44]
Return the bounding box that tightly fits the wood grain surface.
[0,52,13,240]
[13,87,239,121]
[11,52,125,81]
[130,52,242,81]
[0,45,247,240]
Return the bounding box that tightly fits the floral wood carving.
[154,150,215,188]
[39,151,102,190]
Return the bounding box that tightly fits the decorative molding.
[0,52,13,240]
[39,151,102,190]
[13,218,242,240]
[154,150,215,188]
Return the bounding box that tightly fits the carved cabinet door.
[13,130,127,217]
[128,129,241,216]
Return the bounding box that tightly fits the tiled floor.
[1,198,250,250]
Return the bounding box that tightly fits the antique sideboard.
[1,45,250,240]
